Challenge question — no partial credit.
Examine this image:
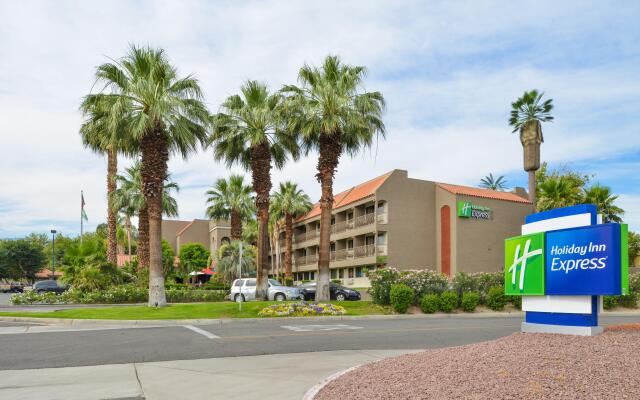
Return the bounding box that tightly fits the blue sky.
[0,0,639,237]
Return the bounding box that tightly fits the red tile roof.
[297,172,392,221]
[437,183,531,204]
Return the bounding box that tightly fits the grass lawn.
[0,301,391,320]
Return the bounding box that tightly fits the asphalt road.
[1,314,638,371]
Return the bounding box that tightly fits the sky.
[0,0,639,238]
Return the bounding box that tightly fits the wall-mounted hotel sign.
[457,201,491,220]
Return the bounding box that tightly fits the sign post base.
[521,322,603,336]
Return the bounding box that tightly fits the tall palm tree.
[584,184,624,223]
[537,176,582,211]
[271,182,312,280]
[210,80,298,299]
[112,162,180,263]
[509,90,554,209]
[479,174,508,191]
[282,55,385,301]
[88,46,209,306]
[205,175,254,241]
[79,96,131,265]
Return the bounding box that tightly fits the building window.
[338,269,344,279]
[377,201,386,213]
[221,237,230,245]
[348,268,355,278]
[310,271,315,280]
[377,233,386,245]
[365,205,375,215]
[331,269,337,279]
[355,267,363,278]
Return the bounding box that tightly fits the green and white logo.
[505,232,545,295]
[457,201,472,218]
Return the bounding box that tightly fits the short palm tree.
[88,46,209,307]
[205,175,254,241]
[216,241,257,285]
[537,176,582,211]
[479,174,508,191]
[584,184,624,223]
[210,80,298,300]
[79,96,132,265]
[271,182,312,280]
[509,90,553,208]
[112,162,180,263]
[282,55,385,301]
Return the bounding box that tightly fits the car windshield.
[268,279,282,286]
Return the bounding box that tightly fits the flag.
[81,192,88,221]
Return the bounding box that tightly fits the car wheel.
[336,293,346,301]
[234,294,245,302]
[274,293,286,302]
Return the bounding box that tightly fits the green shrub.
[618,293,638,308]
[284,277,294,287]
[486,286,507,311]
[390,284,414,313]
[452,273,477,301]
[461,292,480,312]
[368,268,402,305]
[475,272,504,304]
[603,296,618,310]
[398,270,449,301]
[510,295,522,310]
[420,294,439,314]
[331,279,343,284]
[438,291,458,313]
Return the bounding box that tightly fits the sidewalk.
[0,350,420,400]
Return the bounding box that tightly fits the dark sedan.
[299,282,361,301]
[33,280,69,294]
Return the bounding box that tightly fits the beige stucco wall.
[375,170,436,270]
[161,220,191,254]
[453,195,533,274]
[208,219,231,255]
[175,220,210,254]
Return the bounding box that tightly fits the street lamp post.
[50,230,57,280]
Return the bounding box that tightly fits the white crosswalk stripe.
[281,324,363,332]
[183,325,220,339]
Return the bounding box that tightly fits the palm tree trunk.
[138,205,150,269]
[250,143,272,300]
[316,132,342,302]
[528,170,537,211]
[107,148,118,264]
[141,125,169,307]
[126,215,132,258]
[285,213,293,279]
[230,210,242,241]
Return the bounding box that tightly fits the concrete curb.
[0,310,637,327]
[302,365,362,400]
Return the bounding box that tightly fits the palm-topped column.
[205,175,254,241]
[271,182,312,280]
[282,56,385,301]
[88,46,208,307]
[79,96,131,265]
[211,81,298,300]
[509,90,554,209]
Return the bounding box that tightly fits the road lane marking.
[183,325,220,339]
[281,324,363,332]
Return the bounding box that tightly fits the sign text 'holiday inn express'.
[505,223,628,296]
[457,201,491,220]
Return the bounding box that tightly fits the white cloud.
[0,0,638,237]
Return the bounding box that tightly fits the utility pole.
[50,229,57,280]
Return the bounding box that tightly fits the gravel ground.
[315,331,640,399]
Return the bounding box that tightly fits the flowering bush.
[258,302,346,317]
[10,285,226,305]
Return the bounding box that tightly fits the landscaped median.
[0,301,391,320]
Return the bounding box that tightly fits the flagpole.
[80,190,84,245]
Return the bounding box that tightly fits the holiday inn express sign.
[505,223,628,296]
[457,201,491,220]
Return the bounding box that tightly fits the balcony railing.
[295,244,377,266]
[297,214,377,243]
[294,229,319,243]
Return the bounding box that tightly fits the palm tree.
[271,182,312,280]
[282,55,385,301]
[210,80,298,300]
[216,241,257,285]
[537,176,582,211]
[112,162,180,264]
[479,174,508,191]
[79,96,131,265]
[509,90,554,209]
[584,184,624,223]
[205,175,254,241]
[88,46,208,307]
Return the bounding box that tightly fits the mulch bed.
[315,331,640,399]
